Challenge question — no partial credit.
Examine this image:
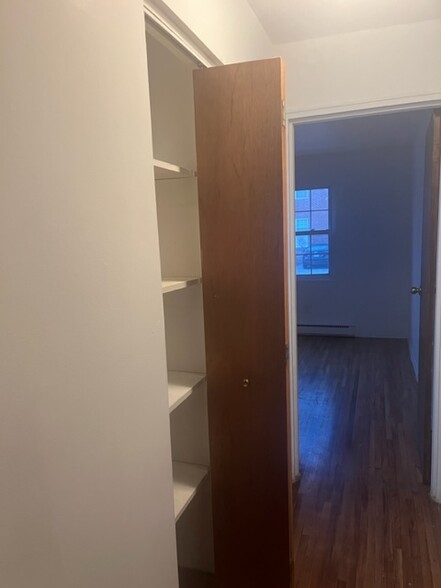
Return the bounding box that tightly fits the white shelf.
[168,371,206,413]
[153,158,196,180]
[161,277,201,294]
[173,461,209,522]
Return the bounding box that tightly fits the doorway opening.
[289,108,441,585]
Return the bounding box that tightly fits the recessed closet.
[145,16,293,588]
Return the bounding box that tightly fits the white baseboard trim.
[298,324,355,337]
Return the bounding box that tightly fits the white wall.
[281,18,441,117]
[156,1,441,117]
[295,146,413,338]
[0,2,178,587]
[158,0,274,63]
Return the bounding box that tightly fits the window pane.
[311,210,329,231]
[295,211,310,232]
[312,233,328,247]
[310,234,329,275]
[296,235,310,252]
[295,188,330,276]
[296,254,311,275]
[296,235,310,275]
[311,188,328,211]
[295,190,310,212]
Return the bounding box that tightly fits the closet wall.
[0,2,178,588]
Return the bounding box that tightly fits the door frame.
[143,1,221,68]
[430,155,441,500]
[287,100,441,498]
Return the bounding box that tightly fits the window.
[295,188,330,276]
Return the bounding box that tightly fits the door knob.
[242,378,250,388]
[411,286,422,295]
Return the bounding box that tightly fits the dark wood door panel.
[194,58,292,587]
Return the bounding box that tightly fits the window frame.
[294,187,331,278]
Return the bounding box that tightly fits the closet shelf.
[168,371,206,413]
[173,461,209,522]
[153,158,196,180]
[161,277,201,294]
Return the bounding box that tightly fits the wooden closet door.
[194,58,293,588]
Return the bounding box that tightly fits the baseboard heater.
[297,324,355,337]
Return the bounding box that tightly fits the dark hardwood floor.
[294,336,441,588]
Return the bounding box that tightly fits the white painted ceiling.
[295,110,432,156]
[247,0,441,43]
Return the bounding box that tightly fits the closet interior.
[145,22,215,585]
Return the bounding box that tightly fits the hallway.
[293,336,441,587]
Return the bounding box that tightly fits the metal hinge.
[285,343,289,362]
[282,99,286,128]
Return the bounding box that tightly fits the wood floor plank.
[294,336,441,588]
